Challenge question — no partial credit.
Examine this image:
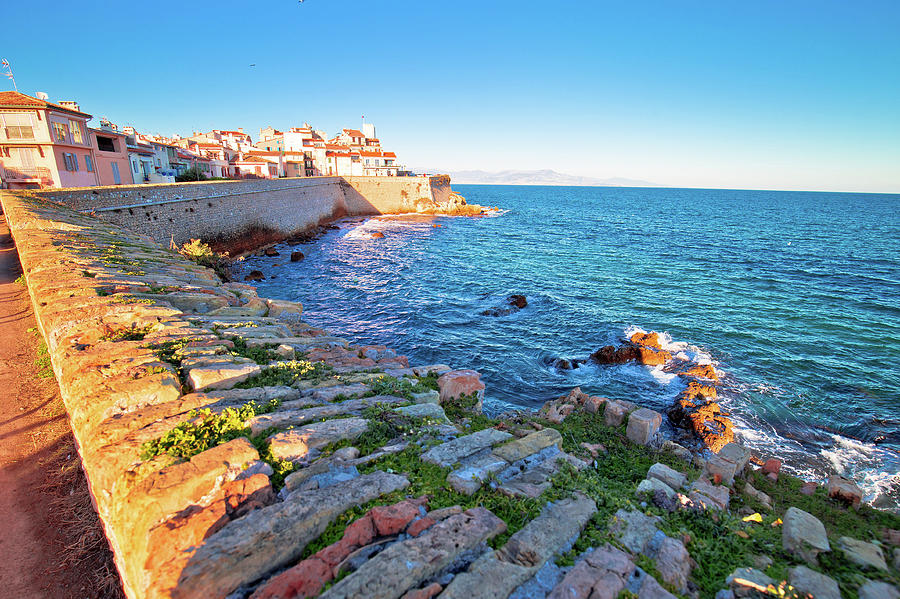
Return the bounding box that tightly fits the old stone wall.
[30,176,448,247]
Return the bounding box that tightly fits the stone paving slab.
[320,507,506,599]
[159,471,409,599]
[421,428,513,468]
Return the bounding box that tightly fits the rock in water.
[481,294,528,317]
[290,251,305,262]
[244,270,264,281]
[371,231,385,239]
[507,294,527,309]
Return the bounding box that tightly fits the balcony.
[2,166,53,185]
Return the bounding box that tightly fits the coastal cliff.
[2,189,898,599]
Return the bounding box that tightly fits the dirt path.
[0,206,123,598]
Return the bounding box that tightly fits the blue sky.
[3,1,899,192]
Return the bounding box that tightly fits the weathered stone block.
[859,580,900,599]
[448,452,509,495]
[626,408,662,445]
[492,428,562,463]
[647,463,686,490]
[717,442,752,476]
[788,566,840,599]
[705,453,739,486]
[438,369,485,407]
[319,507,506,599]
[186,361,262,391]
[838,536,888,570]
[637,478,676,500]
[726,567,774,598]
[783,506,831,564]
[267,418,369,462]
[265,298,302,322]
[421,428,512,467]
[396,402,450,424]
[826,475,863,509]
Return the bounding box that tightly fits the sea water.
[244,185,900,508]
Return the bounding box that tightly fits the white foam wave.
[648,366,679,385]
[622,325,717,369]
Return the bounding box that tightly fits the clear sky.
[3,1,899,192]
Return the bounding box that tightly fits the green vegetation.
[99,324,155,342]
[139,400,279,460]
[138,398,302,489]
[229,337,281,365]
[35,341,53,378]
[178,238,229,280]
[234,359,333,388]
[175,165,208,182]
[147,337,205,367]
[365,373,439,399]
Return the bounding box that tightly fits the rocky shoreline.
[3,190,899,599]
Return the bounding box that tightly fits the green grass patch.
[35,341,53,378]
[364,373,440,400]
[139,399,281,461]
[229,337,281,365]
[99,324,155,342]
[234,360,333,388]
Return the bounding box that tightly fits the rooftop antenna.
[1,59,17,92]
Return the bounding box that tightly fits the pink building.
[0,91,98,189]
[90,125,134,186]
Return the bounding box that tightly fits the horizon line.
[446,181,900,195]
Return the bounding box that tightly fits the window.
[63,152,79,172]
[84,155,94,172]
[111,162,121,184]
[10,147,36,168]
[132,159,139,173]
[96,136,116,152]
[2,113,35,139]
[53,122,69,143]
[69,121,84,144]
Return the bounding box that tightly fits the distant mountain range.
[414,168,662,187]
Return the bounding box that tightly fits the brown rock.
[507,294,527,309]
[341,514,376,546]
[371,231,385,239]
[630,331,662,349]
[290,251,305,262]
[369,497,426,536]
[827,475,863,509]
[590,344,639,364]
[401,583,443,599]
[407,517,436,537]
[223,473,275,518]
[800,481,818,495]
[680,363,719,382]
[437,369,485,403]
[264,247,280,257]
[763,458,782,476]
[145,501,230,572]
[245,270,265,281]
[637,345,672,365]
[250,557,332,599]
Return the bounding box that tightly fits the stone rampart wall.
[30,176,448,246]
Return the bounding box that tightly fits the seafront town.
[0,90,406,190]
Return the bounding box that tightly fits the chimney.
[237,127,244,133]
[59,100,81,112]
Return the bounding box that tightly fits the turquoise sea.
[244,185,900,509]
